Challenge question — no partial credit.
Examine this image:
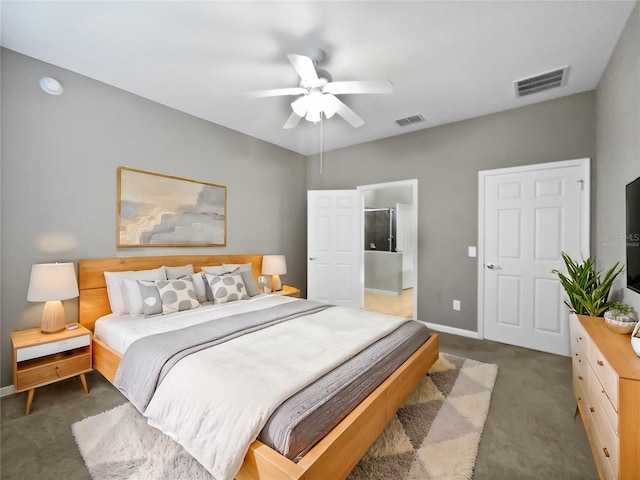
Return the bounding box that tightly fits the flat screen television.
[627,176,640,293]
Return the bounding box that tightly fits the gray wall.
[307,92,596,332]
[594,3,640,311]
[0,50,307,387]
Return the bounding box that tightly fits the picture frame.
[117,167,227,247]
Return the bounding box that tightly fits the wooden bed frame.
[78,255,439,480]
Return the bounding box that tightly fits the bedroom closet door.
[307,190,362,308]
[478,159,590,356]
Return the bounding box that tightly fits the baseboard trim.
[424,322,482,339]
[1,385,17,398]
[364,288,400,297]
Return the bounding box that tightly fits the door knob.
[486,263,500,270]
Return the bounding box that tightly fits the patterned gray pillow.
[204,272,249,304]
[156,278,200,314]
[137,280,162,316]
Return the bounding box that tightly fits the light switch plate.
[468,246,477,257]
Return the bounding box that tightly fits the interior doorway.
[358,180,418,319]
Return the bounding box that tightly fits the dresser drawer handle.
[597,360,604,367]
[578,375,583,380]
[55,367,61,378]
[589,406,595,413]
[578,336,583,340]
[603,447,610,458]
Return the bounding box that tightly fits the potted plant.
[552,252,624,317]
[604,302,637,334]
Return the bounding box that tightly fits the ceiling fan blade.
[283,112,303,129]
[324,80,394,95]
[287,54,319,82]
[243,87,306,99]
[334,98,365,127]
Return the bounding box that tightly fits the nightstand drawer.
[16,334,90,362]
[15,352,91,391]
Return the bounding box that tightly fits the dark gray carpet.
[0,332,598,479]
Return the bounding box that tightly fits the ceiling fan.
[246,49,394,129]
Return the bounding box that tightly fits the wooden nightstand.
[272,285,301,298]
[11,323,92,415]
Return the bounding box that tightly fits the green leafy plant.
[552,252,624,317]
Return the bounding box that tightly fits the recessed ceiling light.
[39,77,64,95]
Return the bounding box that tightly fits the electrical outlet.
[453,299,461,311]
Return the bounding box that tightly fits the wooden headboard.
[78,255,264,332]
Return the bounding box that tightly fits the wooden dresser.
[570,314,640,479]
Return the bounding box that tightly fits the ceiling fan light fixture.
[322,94,340,118]
[306,108,322,123]
[291,96,309,116]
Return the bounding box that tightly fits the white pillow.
[201,265,225,275]
[204,272,249,304]
[222,263,252,273]
[156,278,200,314]
[164,264,195,279]
[104,267,167,314]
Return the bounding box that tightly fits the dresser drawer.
[587,362,618,434]
[587,341,618,411]
[16,334,91,362]
[587,366,620,478]
[572,355,587,400]
[15,352,91,391]
[590,422,618,480]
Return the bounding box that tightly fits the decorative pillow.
[240,270,261,297]
[201,265,225,275]
[164,264,195,280]
[137,280,163,316]
[200,266,225,301]
[156,278,200,314]
[222,263,252,273]
[204,272,249,304]
[180,273,208,303]
[104,267,167,314]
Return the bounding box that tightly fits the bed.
[78,254,439,480]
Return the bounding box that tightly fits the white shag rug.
[73,353,497,480]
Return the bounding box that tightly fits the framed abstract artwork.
[117,167,227,247]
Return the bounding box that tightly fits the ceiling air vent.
[514,66,569,98]
[395,114,425,127]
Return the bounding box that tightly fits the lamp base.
[41,300,66,333]
[270,274,282,292]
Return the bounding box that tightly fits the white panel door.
[396,203,414,289]
[308,190,362,308]
[480,161,588,356]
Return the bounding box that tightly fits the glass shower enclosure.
[364,208,397,252]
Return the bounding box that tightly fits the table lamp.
[27,262,79,333]
[262,255,287,292]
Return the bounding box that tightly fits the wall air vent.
[514,66,569,98]
[395,114,425,127]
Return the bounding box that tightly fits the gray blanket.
[114,300,332,413]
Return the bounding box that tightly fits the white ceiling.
[1,1,636,156]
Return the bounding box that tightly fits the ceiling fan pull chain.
[320,115,324,175]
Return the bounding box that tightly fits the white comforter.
[143,303,408,480]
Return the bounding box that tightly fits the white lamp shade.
[27,263,79,302]
[262,255,287,275]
